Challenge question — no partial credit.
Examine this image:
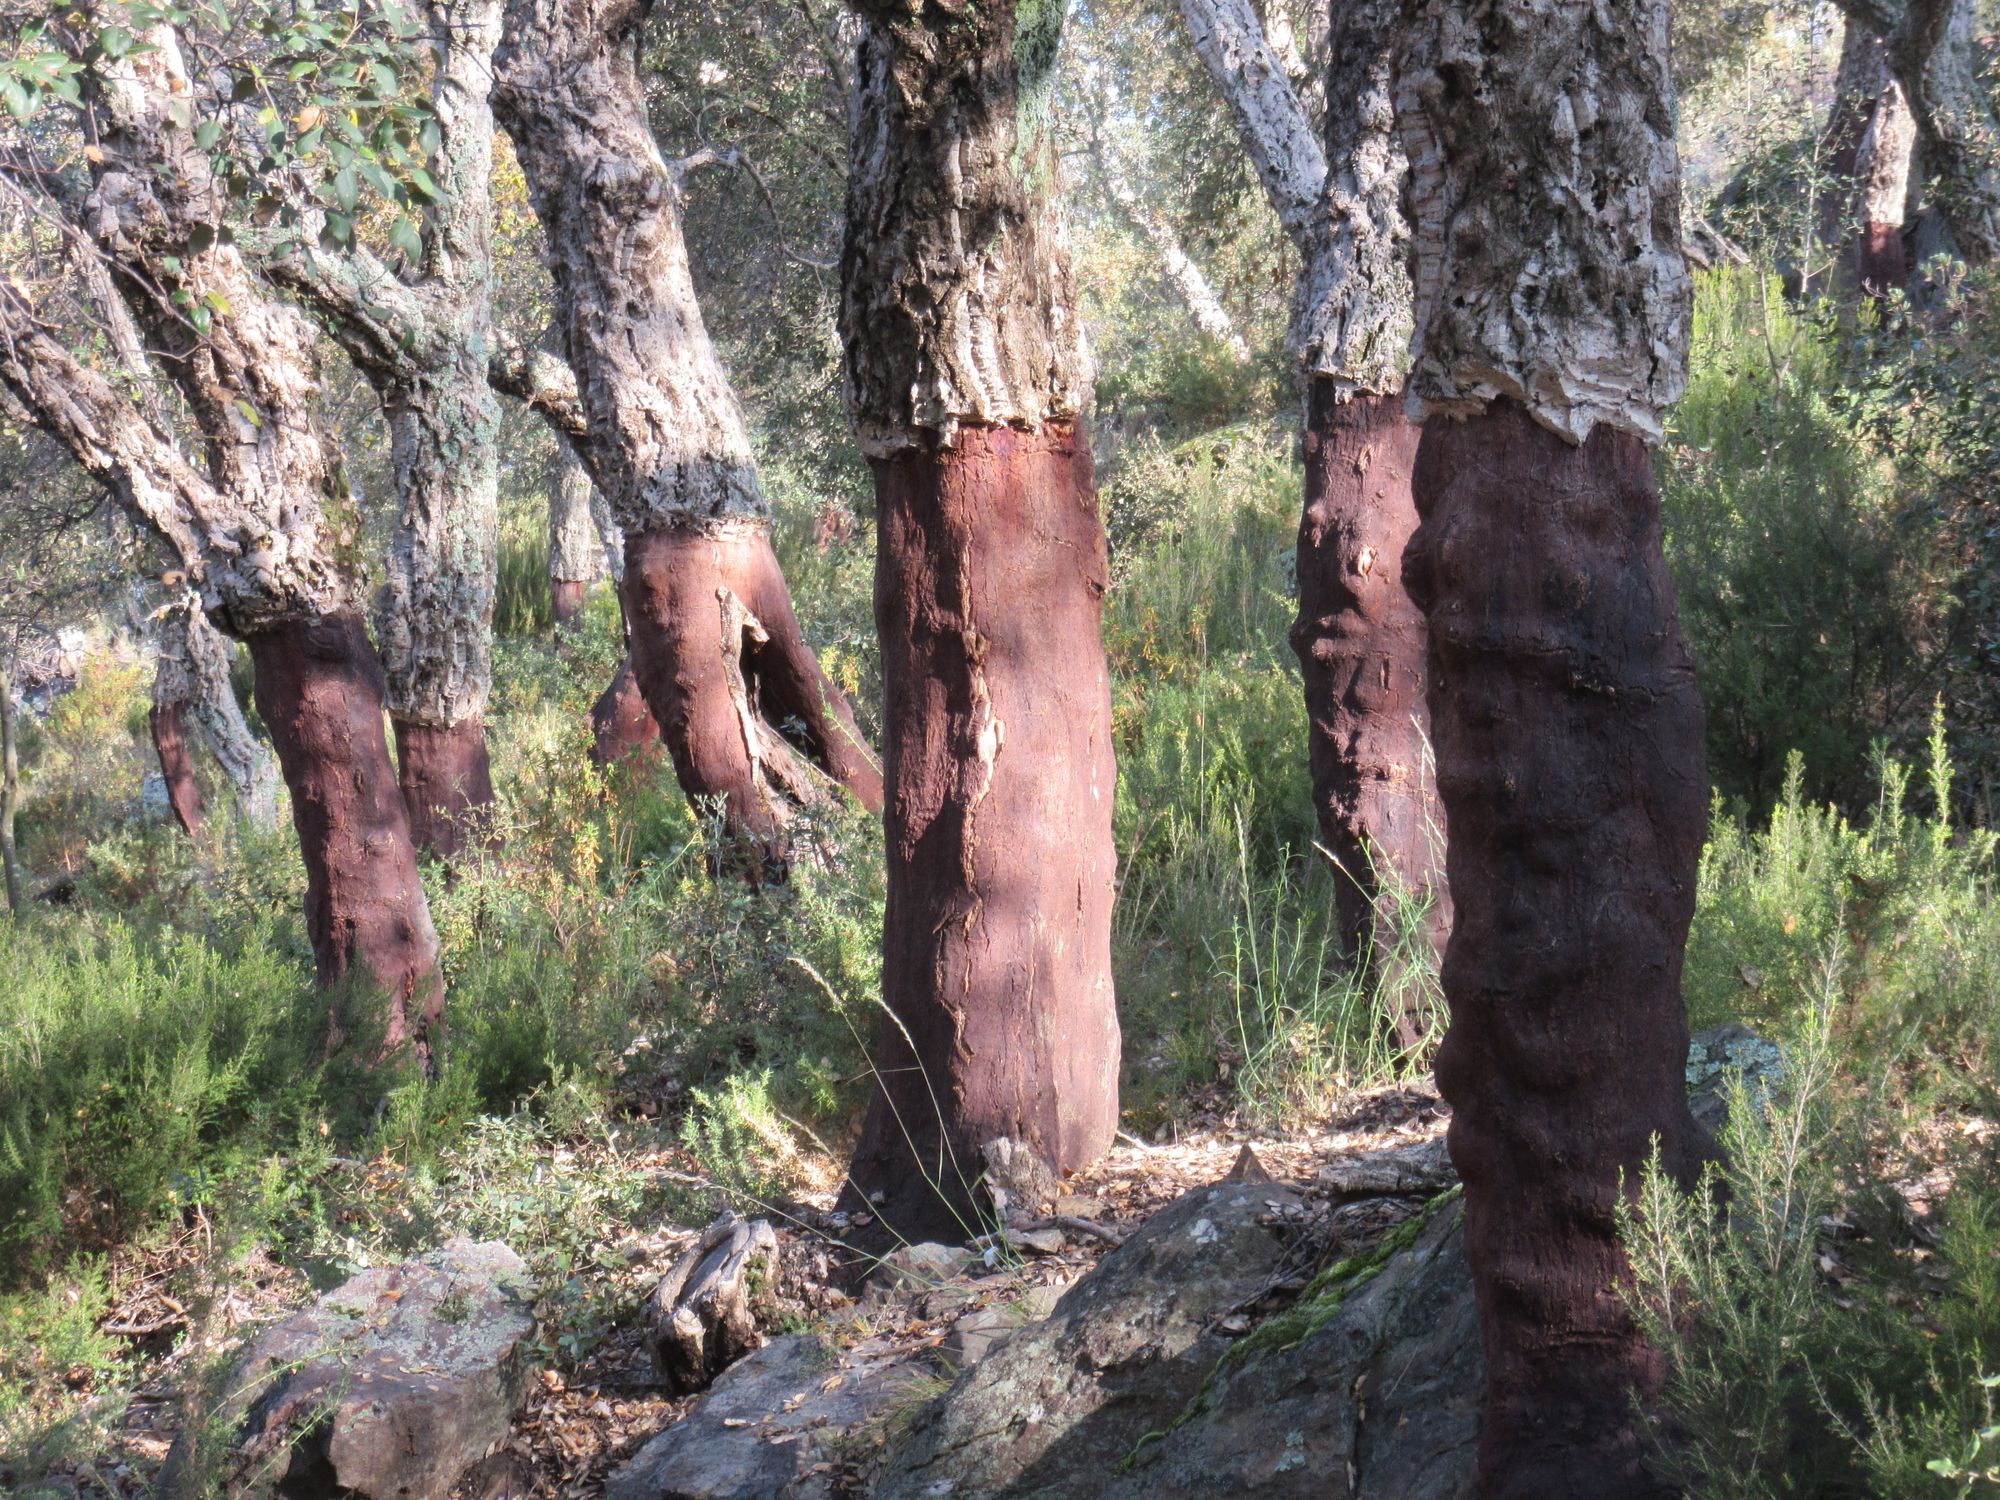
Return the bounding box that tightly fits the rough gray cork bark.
[548,442,604,587]
[153,595,281,828]
[75,29,355,632]
[492,0,769,531]
[840,0,1095,451]
[1179,0,1411,392]
[259,0,504,735]
[1396,0,1691,442]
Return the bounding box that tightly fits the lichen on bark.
[841,0,1095,452]
[1396,0,1691,443]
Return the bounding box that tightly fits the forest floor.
[60,1080,1452,1499]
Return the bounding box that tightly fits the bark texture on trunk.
[838,0,1120,1233]
[1185,0,1442,993]
[1857,77,1917,291]
[622,523,884,871]
[1406,400,1708,1499]
[493,0,881,841]
[1812,20,1891,292]
[0,27,443,1051]
[150,699,206,837]
[396,718,497,861]
[549,442,602,623]
[249,612,443,1057]
[1398,0,1690,443]
[257,0,505,850]
[1292,384,1446,1033]
[152,596,281,829]
[846,425,1120,1240]
[590,654,661,767]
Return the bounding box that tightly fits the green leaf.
[194,119,224,151]
[388,214,422,261]
[187,221,215,254]
[203,289,231,316]
[98,26,135,60]
[333,164,359,213]
[231,71,258,103]
[233,399,261,428]
[404,166,438,203]
[0,78,32,123]
[369,62,397,99]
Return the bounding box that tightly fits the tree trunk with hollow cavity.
[0,27,441,1054]
[492,0,881,864]
[1396,0,1709,1493]
[258,0,504,862]
[548,441,601,625]
[837,0,1119,1241]
[1182,0,1445,1011]
[151,595,281,833]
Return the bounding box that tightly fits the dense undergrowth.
[2,265,1999,1492]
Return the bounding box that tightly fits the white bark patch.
[1396,0,1690,444]
[153,594,281,827]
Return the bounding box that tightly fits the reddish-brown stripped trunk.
[590,653,661,767]
[551,580,589,625]
[843,424,1120,1241]
[247,611,443,1059]
[395,717,497,860]
[1291,383,1447,1043]
[1406,399,1709,1500]
[150,701,206,837]
[622,524,884,870]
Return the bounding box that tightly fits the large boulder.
[160,1239,536,1500]
[606,1334,922,1500]
[1098,1197,1477,1500]
[873,1178,1305,1500]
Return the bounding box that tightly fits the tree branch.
[487,329,587,440]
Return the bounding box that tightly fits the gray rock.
[1100,1199,1478,1500]
[874,1180,1304,1500]
[1686,1022,1787,1135]
[607,1335,923,1500]
[939,1286,1063,1370]
[160,1239,536,1500]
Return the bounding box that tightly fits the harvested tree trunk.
[590,655,660,768]
[548,442,600,626]
[1857,77,1917,292]
[0,26,443,1058]
[621,523,880,871]
[838,0,1120,1239]
[493,0,881,869]
[1182,0,1446,1011]
[152,596,281,831]
[248,612,444,1058]
[1398,0,1708,1492]
[643,1212,779,1394]
[1811,20,1891,294]
[259,0,504,862]
[149,692,205,837]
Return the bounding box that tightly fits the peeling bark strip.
[248,612,444,1058]
[1858,77,1916,291]
[1397,0,1691,442]
[840,0,1094,453]
[150,696,205,837]
[622,524,884,871]
[1291,385,1446,1035]
[844,426,1121,1240]
[1405,401,1709,1500]
[493,0,881,843]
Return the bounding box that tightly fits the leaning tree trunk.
[493,0,882,874]
[836,0,1120,1241]
[259,0,504,862]
[151,595,281,832]
[0,24,444,1058]
[1182,0,1446,1023]
[548,442,601,625]
[1398,0,1710,1492]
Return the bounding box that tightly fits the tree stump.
[645,1212,780,1394]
